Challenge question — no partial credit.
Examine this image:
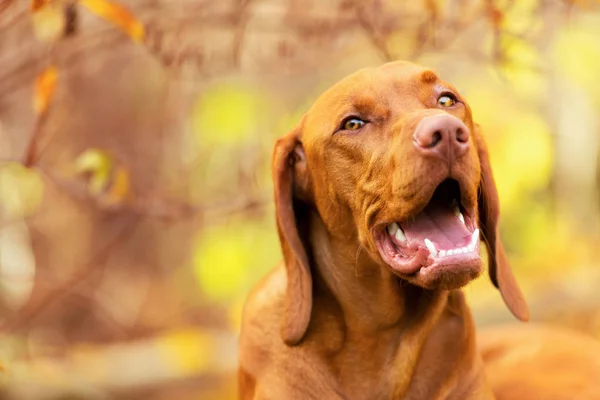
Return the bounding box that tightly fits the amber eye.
[438,94,456,107]
[342,118,366,131]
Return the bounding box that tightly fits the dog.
[237,61,599,399]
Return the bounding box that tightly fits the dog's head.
[273,61,528,345]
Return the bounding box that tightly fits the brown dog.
[478,323,600,399]
[237,61,593,399]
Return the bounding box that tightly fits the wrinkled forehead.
[303,61,445,141]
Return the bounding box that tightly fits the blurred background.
[1,0,600,398]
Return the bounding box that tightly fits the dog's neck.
[306,212,488,398]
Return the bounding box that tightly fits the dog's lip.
[373,229,428,275]
[373,225,482,276]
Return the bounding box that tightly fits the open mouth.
[375,179,481,276]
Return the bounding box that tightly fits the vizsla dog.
[238,61,600,399]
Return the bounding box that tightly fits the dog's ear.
[272,124,313,345]
[475,126,529,322]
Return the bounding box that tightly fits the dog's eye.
[341,117,366,131]
[438,94,456,107]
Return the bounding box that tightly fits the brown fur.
[478,323,600,400]
[237,61,596,399]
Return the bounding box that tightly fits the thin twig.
[232,0,252,67]
[22,111,49,167]
[1,215,139,332]
[354,2,393,62]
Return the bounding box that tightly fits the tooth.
[451,201,466,225]
[471,229,480,243]
[424,238,438,257]
[395,227,407,242]
[439,250,446,257]
[387,222,399,236]
[447,249,454,256]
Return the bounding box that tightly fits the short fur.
[238,61,599,399]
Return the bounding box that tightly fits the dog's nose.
[413,114,469,160]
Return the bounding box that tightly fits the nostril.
[429,131,442,147]
[455,128,469,143]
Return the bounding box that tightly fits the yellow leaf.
[74,149,113,195]
[191,84,266,147]
[78,0,144,43]
[500,0,541,35]
[104,166,130,206]
[193,216,280,302]
[156,329,213,375]
[0,163,45,219]
[554,23,600,90]
[31,1,65,43]
[33,66,58,115]
[492,113,553,207]
[499,36,545,99]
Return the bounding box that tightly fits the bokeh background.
[1,0,600,398]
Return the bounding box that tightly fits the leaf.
[193,215,279,302]
[0,219,36,310]
[554,23,600,91]
[191,84,267,147]
[500,0,541,35]
[74,148,113,195]
[78,0,144,43]
[31,1,65,43]
[33,66,58,115]
[104,165,131,206]
[156,329,213,375]
[74,149,132,207]
[0,163,45,220]
[499,36,545,99]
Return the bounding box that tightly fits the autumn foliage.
[1,0,600,399]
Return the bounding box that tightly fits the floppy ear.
[475,126,529,322]
[272,126,313,345]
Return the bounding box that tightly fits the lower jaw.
[386,253,483,290]
[414,255,483,290]
[375,235,483,288]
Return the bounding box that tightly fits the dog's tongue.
[401,201,471,250]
